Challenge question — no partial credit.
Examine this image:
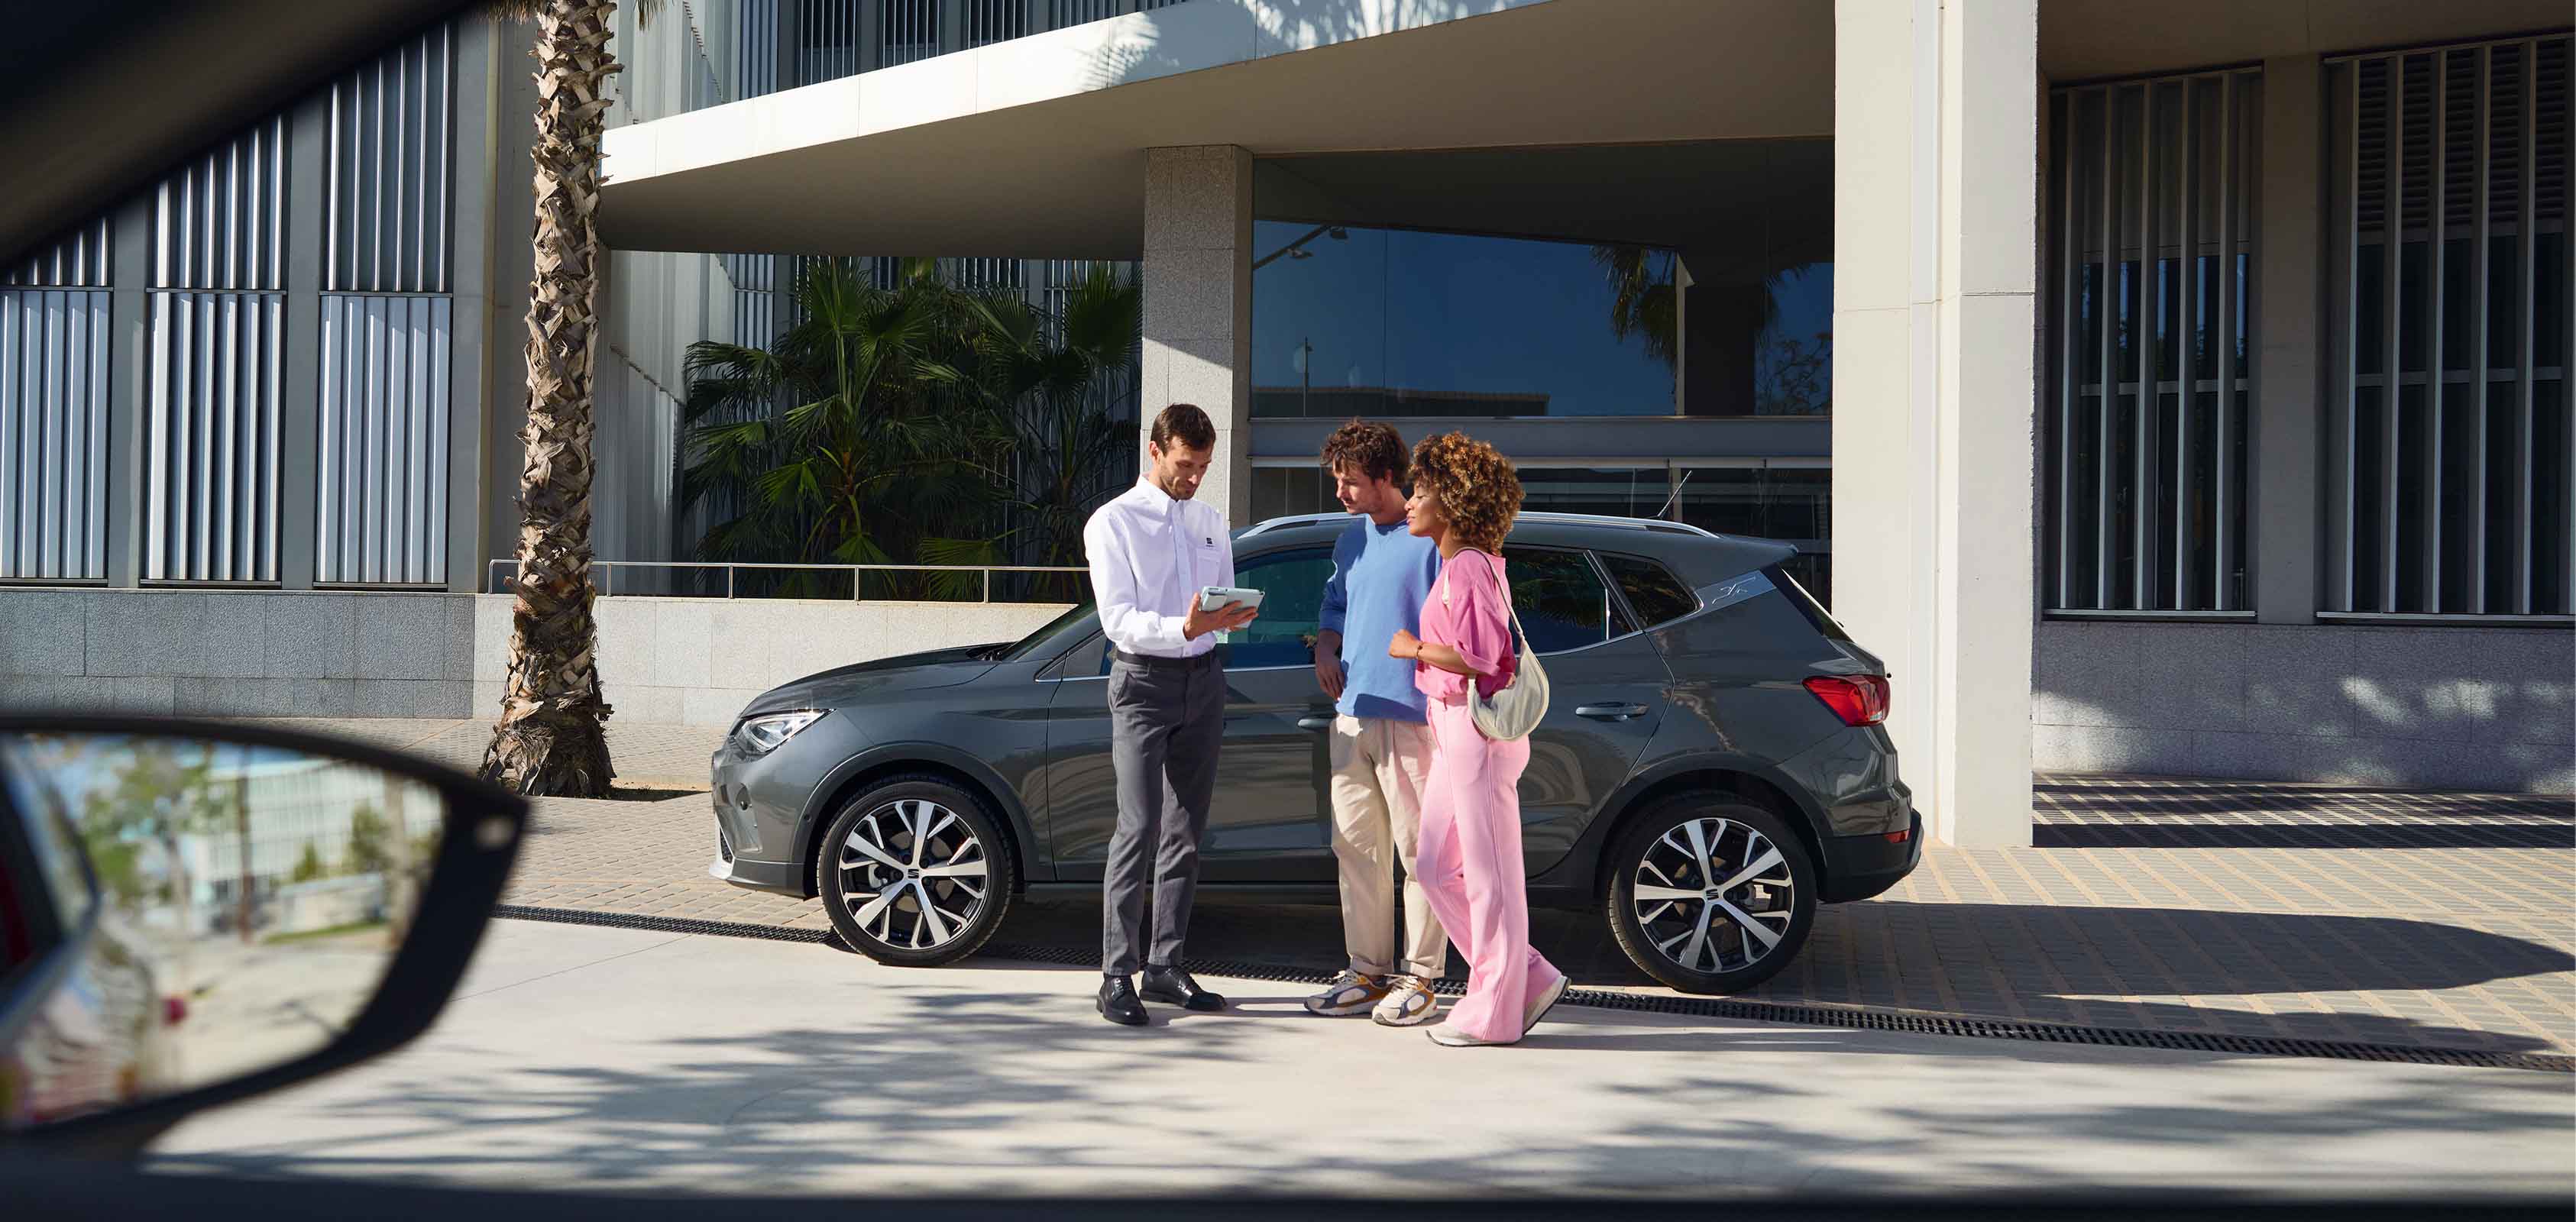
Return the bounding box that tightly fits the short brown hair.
[1409,432,1523,554]
[1150,402,1217,453]
[1320,419,1407,487]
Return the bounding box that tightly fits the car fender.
[1531,748,1836,899]
[791,741,1045,891]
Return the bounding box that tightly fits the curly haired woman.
[1387,432,1571,1046]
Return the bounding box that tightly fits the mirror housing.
[0,716,526,1156]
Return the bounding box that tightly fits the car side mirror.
[0,716,525,1156]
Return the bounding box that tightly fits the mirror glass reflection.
[0,732,445,1129]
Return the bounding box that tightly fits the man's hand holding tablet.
[1184,585,1262,640]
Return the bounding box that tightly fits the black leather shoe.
[1141,965,1226,1012]
[1097,976,1148,1026]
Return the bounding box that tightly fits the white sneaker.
[1372,975,1438,1027]
[1522,972,1571,1036]
[1425,1022,1515,1048]
[1304,969,1388,1017]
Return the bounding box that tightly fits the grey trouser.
[1102,650,1225,977]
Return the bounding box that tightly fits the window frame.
[1495,544,1646,658]
[1592,550,1704,630]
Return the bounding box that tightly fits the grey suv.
[707,512,1917,993]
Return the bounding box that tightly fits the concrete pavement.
[149,919,2576,1200]
[229,718,2576,1054]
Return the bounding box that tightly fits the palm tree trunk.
[484,0,620,797]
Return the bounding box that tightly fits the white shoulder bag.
[1441,549,1549,742]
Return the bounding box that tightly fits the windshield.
[996,600,1098,662]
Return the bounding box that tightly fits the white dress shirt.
[1083,476,1237,658]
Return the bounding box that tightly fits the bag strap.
[1469,548,1529,661]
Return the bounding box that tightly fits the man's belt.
[1111,648,1218,671]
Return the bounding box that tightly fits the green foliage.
[682,260,1140,600]
[345,801,392,877]
[1592,244,1682,369]
[76,739,241,884]
[291,840,330,884]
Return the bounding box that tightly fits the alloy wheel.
[835,798,990,950]
[1629,816,1796,975]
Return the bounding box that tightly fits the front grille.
[716,823,735,864]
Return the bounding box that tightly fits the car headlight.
[732,710,824,757]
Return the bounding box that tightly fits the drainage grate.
[492,906,2574,1073]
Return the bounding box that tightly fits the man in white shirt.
[1082,403,1259,1026]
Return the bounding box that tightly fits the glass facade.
[1251,222,1833,419]
[1250,461,1833,606]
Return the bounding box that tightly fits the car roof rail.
[1240,509,1724,541]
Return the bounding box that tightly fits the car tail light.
[1804,674,1890,726]
[164,995,189,1027]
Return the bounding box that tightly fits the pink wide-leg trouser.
[1413,694,1565,1043]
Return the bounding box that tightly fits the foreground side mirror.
[0,716,526,1156]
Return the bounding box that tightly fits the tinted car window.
[1497,546,1634,654]
[1225,548,1335,669]
[1598,554,1699,628]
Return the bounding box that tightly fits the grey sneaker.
[1372,975,1438,1027]
[1425,1022,1515,1048]
[1522,972,1571,1036]
[1305,969,1389,1017]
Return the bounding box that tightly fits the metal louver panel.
[144,293,284,584]
[963,1,1027,47]
[883,0,941,66]
[738,0,780,99]
[2326,35,2572,619]
[1050,0,1128,25]
[955,257,1025,292]
[151,118,288,291]
[3,220,112,288]
[792,0,859,86]
[319,295,452,585]
[326,24,455,294]
[724,253,778,348]
[2044,68,2261,615]
[0,290,112,580]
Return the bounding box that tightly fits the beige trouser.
[1328,713,1446,979]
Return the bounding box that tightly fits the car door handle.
[1575,703,1649,722]
[1296,716,1335,731]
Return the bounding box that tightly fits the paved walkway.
[247,718,2576,1056]
[148,920,2576,1199]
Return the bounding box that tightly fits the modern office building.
[3,1,2570,844]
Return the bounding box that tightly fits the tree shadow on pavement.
[148,978,2574,1199]
[982,895,2571,1054]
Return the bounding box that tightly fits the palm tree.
[932,264,1142,603]
[680,260,1000,600]
[481,0,660,797]
[682,262,1141,604]
[1591,244,1682,368]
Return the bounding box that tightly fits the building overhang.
[597,0,1833,259]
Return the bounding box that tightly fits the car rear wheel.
[815,777,1015,967]
[1604,794,1817,994]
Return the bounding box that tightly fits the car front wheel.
[1604,794,1817,994]
[815,777,1015,967]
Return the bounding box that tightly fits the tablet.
[1199,585,1265,613]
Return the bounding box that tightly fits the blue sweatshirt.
[1318,515,1444,723]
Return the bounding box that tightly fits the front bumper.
[707,741,808,897]
[1820,809,1923,904]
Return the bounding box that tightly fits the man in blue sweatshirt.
[1303,421,1449,1026]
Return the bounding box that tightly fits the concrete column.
[277,93,328,590]
[104,194,152,589]
[1139,145,1253,525]
[448,15,502,592]
[2254,56,2322,625]
[1832,0,2038,847]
